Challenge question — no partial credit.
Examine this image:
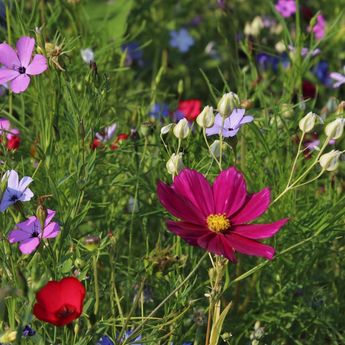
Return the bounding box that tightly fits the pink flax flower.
[8,209,60,254]
[312,14,326,40]
[0,36,48,94]
[157,167,288,262]
[275,0,296,18]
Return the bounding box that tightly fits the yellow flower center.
[207,213,231,233]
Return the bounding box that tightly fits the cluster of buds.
[298,112,344,172]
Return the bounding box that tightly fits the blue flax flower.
[169,28,194,53]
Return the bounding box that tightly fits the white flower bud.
[160,123,174,135]
[325,118,345,140]
[173,119,190,139]
[209,140,227,158]
[319,150,342,171]
[166,153,184,175]
[80,48,94,64]
[196,106,215,128]
[299,112,318,133]
[217,92,240,117]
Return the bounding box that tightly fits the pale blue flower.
[206,109,253,137]
[0,170,34,212]
[169,28,195,53]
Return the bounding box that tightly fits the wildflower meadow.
[1,0,345,344]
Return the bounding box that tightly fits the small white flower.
[81,48,94,64]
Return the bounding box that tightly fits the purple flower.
[22,325,36,337]
[169,28,195,53]
[288,45,320,57]
[121,42,143,67]
[95,123,117,143]
[97,336,114,345]
[0,36,48,93]
[0,118,19,140]
[8,209,60,254]
[149,103,169,120]
[0,170,34,212]
[313,61,331,86]
[206,109,254,137]
[275,0,296,18]
[313,14,326,40]
[329,70,345,88]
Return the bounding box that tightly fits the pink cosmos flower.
[157,167,288,262]
[275,0,296,18]
[8,209,60,254]
[0,36,48,94]
[312,15,326,40]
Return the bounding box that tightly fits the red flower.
[110,133,129,150]
[91,138,102,150]
[177,99,202,122]
[157,168,288,262]
[6,135,21,150]
[33,277,86,326]
[302,80,316,99]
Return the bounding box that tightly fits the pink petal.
[43,222,60,238]
[18,237,40,254]
[8,229,31,243]
[10,74,31,94]
[157,181,205,224]
[16,216,37,232]
[16,36,35,68]
[225,233,275,259]
[0,119,11,131]
[231,187,270,224]
[0,68,19,85]
[44,209,56,226]
[232,218,288,239]
[212,167,247,217]
[197,232,237,262]
[0,43,20,67]
[172,169,214,217]
[26,54,48,75]
[166,220,208,246]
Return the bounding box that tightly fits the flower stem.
[92,254,99,316]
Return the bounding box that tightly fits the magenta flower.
[0,36,48,94]
[0,118,19,140]
[275,0,296,18]
[312,15,326,40]
[8,209,60,254]
[157,167,288,262]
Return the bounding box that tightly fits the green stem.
[92,254,99,316]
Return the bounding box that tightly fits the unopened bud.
[336,101,345,115]
[299,112,318,133]
[319,150,342,171]
[173,119,190,139]
[196,106,214,128]
[83,235,101,252]
[0,330,17,343]
[166,153,184,175]
[161,123,174,135]
[36,204,47,229]
[217,92,240,117]
[325,118,345,140]
[209,140,226,158]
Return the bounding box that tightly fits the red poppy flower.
[177,99,202,122]
[91,138,102,150]
[33,277,86,326]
